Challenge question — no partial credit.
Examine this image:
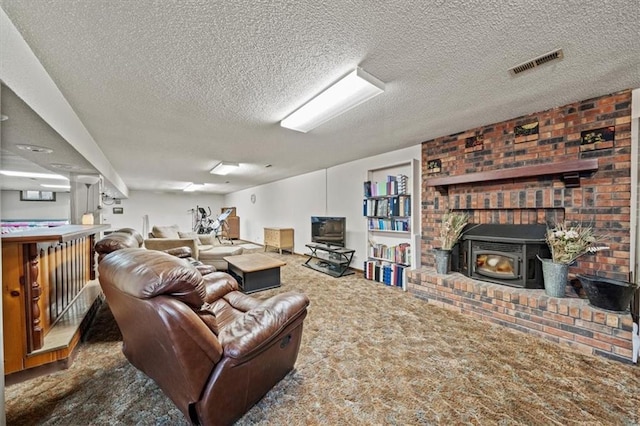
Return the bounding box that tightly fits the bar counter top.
[1,224,110,243]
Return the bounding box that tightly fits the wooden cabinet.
[221,207,239,240]
[223,217,240,239]
[264,228,294,254]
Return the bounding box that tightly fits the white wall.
[101,190,226,234]
[224,170,327,246]
[1,144,421,268]
[1,190,70,220]
[224,145,422,268]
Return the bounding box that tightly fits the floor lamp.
[81,183,94,225]
[78,175,100,225]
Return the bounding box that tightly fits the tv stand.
[303,243,355,277]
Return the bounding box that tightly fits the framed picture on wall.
[20,190,56,201]
[112,207,124,214]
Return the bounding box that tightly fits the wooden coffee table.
[223,253,286,293]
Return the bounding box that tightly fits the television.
[311,216,346,247]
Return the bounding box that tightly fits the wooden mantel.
[425,159,599,194]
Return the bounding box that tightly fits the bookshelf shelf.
[363,159,419,290]
[368,229,411,234]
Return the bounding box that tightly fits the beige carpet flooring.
[5,251,640,425]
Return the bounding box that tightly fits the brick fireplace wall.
[421,89,632,279]
[407,89,634,362]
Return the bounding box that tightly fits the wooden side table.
[264,227,294,254]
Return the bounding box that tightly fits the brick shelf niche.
[416,89,635,362]
[407,269,635,363]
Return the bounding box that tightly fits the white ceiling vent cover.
[509,48,564,76]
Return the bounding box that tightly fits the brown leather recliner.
[95,228,144,262]
[98,248,309,425]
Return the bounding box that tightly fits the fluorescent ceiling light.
[50,163,81,170]
[209,162,239,175]
[0,170,69,180]
[280,67,385,133]
[183,183,204,192]
[41,184,71,189]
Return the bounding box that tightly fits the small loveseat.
[98,248,309,425]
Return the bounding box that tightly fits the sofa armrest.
[144,238,199,258]
[164,246,193,258]
[197,234,216,245]
[218,292,309,360]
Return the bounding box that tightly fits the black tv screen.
[311,216,346,247]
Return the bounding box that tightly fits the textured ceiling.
[1,0,639,195]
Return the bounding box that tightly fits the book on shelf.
[363,260,407,288]
[363,197,410,217]
[369,242,411,266]
[396,174,408,194]
[363,181,372,197]
[363,175,408,198]
[367,218,410,232]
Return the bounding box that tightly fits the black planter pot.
[576,274,638,312]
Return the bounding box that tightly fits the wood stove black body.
[454,224,551,289]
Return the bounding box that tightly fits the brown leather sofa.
[97,248,309,425]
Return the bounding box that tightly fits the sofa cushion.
[198,246,243,262]
[178,230,203,245]
[197,310,220,334]
[152,224,180,239]
[164,246,193,258]
[201,272,239,302]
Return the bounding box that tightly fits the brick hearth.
[407,268,634,363]
[415,89,635,362]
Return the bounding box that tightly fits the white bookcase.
[363,159,420,290]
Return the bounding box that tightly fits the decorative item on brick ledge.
[576,274,638,312]
[434,210,469,274]
[538,257,569,297]
[539,222,609,298]
[433,248,451,274]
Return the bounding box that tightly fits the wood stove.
[454,224,550,289]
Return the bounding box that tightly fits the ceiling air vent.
[509,48,564,76]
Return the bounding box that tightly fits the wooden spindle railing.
[42,236,92,327]
[2,224,108,376]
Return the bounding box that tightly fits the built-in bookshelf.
[363,159,419,290]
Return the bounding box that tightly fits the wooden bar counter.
[2,224,108,382]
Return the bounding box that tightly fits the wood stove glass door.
[473,250,520,280]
